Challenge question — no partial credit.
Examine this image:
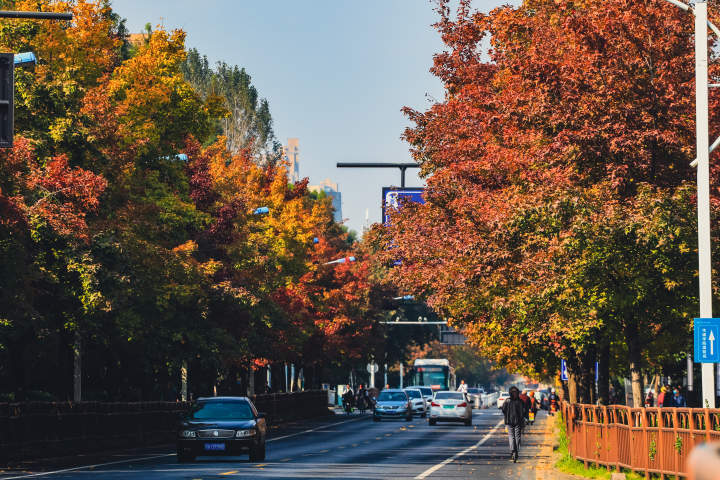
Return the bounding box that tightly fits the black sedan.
[176,396,267,462]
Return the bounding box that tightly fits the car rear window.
[190,401,254,420]
[378,392,407,402]
[405,390,422,399]
[435,392,464,400]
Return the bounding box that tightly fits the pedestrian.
[672,387,687,407]
[457,380,468,393]
[519,390,531,423]
[657,386,668,407]
[644,390,655,407]
[502,386,526,463]
[528,391,539,424]
[548,388,559,415]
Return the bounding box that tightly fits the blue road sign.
[595,362,599,383]
[382,187,425,225]
[694,318,720,363]
[561,359,569,381]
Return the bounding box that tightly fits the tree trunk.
[73,331,82,402]
[567,371,578,404]
[627,325,644,407]
[247,367,255,396]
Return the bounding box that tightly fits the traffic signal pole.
[0,11,72,20]
[0,10,72,149]
[336,162,419,188]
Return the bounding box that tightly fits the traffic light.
[0,53,13,148]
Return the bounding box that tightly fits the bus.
[410,359,456,391]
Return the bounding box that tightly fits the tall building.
[282,138,301,184]
[309,179,343,223]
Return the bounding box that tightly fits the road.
[0,409,554,480]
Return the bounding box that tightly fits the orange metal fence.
[562,402,720,478]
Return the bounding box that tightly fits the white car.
[497,391,510,409]
[407,385,433,405]
[429,391,472,426]
[404,388,427,417]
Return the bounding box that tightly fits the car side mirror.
[257,412,266,419]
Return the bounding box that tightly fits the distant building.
[282,138,301,184]
[309,178,342,223]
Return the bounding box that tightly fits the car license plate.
[204,443,226,451]
[443,405,454,409]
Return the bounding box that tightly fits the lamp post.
[661,0,716,407]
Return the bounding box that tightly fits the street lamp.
[14,52,35,67]
[661,0,718,408]
[323,256,355,265]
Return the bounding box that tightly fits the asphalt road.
[0,409,553,480]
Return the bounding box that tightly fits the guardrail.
[562,402,720,478]
[482,392,500,408]
[0,390,330,464]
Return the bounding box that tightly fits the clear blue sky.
[111,0,508,234]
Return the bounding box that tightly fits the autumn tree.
[387,0,720,405]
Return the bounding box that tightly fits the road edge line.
[413,419,504,479]
[0,454,176,480]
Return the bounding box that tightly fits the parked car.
[466,388,484,408]
[497,391,510,409]
[407,385,433,404]
[176,396,267,463]
[373,389,413,422]
[404,388,427,417]
[429,391,473,426]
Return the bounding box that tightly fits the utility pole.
[695,0,715,408]
[336,162,419,188]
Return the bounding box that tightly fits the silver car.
[429,391,472,426]
[373,389,413,422]
[404,388,427,417]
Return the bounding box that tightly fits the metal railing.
[0,390,330,464]
[562,402,720,478]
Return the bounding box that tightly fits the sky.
[111,0,508,234]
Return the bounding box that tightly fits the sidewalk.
[535,413,594,480]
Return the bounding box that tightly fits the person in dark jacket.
[671,387,686,407]
[502,386,527,462]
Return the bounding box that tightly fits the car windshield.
[405,390,422,399]
[467,388,480,394]
[435,392,464,400]
[189,401,254,420]
[378,392,406,402]
[419,387,432,396]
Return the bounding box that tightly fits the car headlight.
[181,430,196,438]
[235,429,257,438]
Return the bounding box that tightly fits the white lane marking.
[2,415,369,479]
[267,414,368,442]
[413,419,504,479]
[0,454,175,479]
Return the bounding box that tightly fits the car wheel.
[177,452,194,463]
[429,419,436,426]
[249,441,266,462]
